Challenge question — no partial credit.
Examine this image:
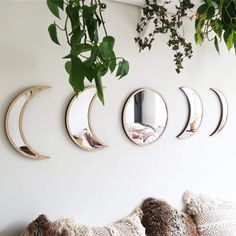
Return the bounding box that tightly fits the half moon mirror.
[177,87,203,139]
[5,86,50,160]
[66,86,108,151]
[122,88,168,146]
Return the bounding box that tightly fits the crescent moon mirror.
[210,88,228,136]
[66,86,108,151]
[177,87,203,139]
[5,86,51,160]
[122,88,168,146]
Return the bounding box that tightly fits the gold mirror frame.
[65,86,108,152]
[5,86,51,160]
[122,88,168,146]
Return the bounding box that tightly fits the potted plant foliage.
[195,0,236,53]
[136,0,236,73]
[47,0,129,104]
[47,0,236,101]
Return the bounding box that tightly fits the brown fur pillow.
[141,198,199,236]
[20,210,146,236]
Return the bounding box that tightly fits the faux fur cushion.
[20,209,146,236]
[183,191,236,236]
[141,198,199,236]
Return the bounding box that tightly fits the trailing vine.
[47,0,129,104]
[135,0,195,73]
[47,0,236,95]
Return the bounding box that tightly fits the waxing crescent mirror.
[177,87,203,139]
[210,88,228,136]
[122,88,168,146]
[66,86,108,151]
[5,86,51,160]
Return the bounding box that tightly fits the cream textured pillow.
[141,198,199,236]
[20,209,146,236]
[183,191,236,236]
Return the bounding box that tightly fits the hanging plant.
[47,0,129,104]
[195,0,236,53]
[135,0,195,73]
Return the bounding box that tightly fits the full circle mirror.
[122,88,168,146]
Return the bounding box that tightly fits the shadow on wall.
[0,222,25,236]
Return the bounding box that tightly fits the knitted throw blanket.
[183,191,236,236]
[20,210,146,236]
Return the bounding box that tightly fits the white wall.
[1,1,236,235]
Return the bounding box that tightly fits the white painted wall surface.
[0,1,236,235]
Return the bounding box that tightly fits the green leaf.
[99,63,109,76]
[70,30,85,46]
[195,19,204,31]
[83,5,98,42]
[224,30,234,49]
[234,33,236,54]
[214,36,220,53]
[108,51,116,73]
[63,54,71,59]
[211,19,223,38]
[212,0,220,4]
[88,20,98,42]
[194,32,204,45]
[84,67,96,82]
[65,61,71,74]
[221,4,232,25]
[197,4,208,20]
[116,59,129,79]
[206,6,215,19]
[69,57,85,92]
[84,48,98,67]
[48,23,60,45]
[47,0,60,18]
[204,0,212,5]
[71,43,92,56]
[66,3,80,31]
[83,5,97,22]
[101,36,115,54]
[74,0,80,6]
[100,36,115,58]
[48,0,63,10]
[95,70,104,104]
[197,3,208,14]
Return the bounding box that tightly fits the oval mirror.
[122,88,168,146]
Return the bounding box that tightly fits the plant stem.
[81,0,87,43]
[97,0,108,36]
[55,24,65,31]
[64,16,70,45]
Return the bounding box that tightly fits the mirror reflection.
[5,87,49,159]
[66,86,107,151]
[122,88,168,145]
[177,87,203,139]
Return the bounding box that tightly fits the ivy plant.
[195,0,236,53]
[135,0,195,73]
[47,0,129,104]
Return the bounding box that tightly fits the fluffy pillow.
[20,209,146,236]
[183,191,236,236]
[141,198,199,236]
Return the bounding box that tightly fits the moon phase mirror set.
[4,85,228,160]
